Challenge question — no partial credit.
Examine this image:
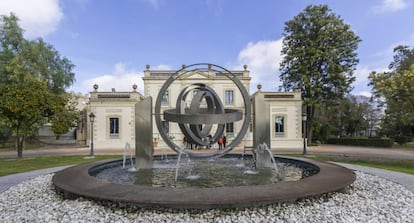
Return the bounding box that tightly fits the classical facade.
[85,85,143,149]
[142,65,252,148]
[251,90,303,149]
[83,65,303,150]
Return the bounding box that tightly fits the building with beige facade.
[84,84,143,149]
[142,64,252,148]
[82,65,304,151]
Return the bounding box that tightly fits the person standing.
[223,135,227,148]
[218,136,223,150]
[183,136,188,149]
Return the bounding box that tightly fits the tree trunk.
[17,135,24,158]
[15,125,24,158]
[307,105,315,144]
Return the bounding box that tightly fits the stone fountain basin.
[52,155,355,209]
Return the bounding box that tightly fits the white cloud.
[353,66,375,87]
[77,63,175,94]
[233,39,284,92]
[81,63,144,93]
[373,0,408,14]
[152,64,173,70]
[232,33,414,96]
[113,62,127,75]
[0,0,63,38]
[352,65,386,97]
[357,91,373,98]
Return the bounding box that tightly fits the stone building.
[251,90,303,149]
[142,64,252,148]
[85,84,143,149]
[83,65,303,151]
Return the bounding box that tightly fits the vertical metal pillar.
[252,92,273,168]
[135,97,154,169]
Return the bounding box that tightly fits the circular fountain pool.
[52,154,355,209]
[90,155,318,188]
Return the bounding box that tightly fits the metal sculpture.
[154,63,251,158]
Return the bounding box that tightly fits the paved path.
[0,165,72,193]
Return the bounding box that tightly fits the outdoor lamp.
[302,113,307,155]
[89,112,95,156]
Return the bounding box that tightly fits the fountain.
[122,142,137,172]
[174,146,186,181]
[255,143,279,173]
[52,63,355,209]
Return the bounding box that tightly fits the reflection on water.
[93,157,313,188]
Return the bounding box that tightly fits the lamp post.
[89,112,95,157]
[302,113,307,155]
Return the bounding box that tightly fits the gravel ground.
[0,171,413,223]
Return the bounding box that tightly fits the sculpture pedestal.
[135,97,153,169]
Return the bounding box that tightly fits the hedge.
[392,136,413,145]
[327,137,394,148]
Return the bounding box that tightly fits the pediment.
[179,70,213,80]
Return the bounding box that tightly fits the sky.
[1,0,413,97]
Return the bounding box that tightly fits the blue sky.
[1,0,413,96]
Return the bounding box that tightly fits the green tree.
[388,45,414,74]
[339,95,371,137]
[0,14,75,157]
[369,45,414,140]
[279,5,360,143]
[0,117,13,145]
[0,79,67,157]
[50,93,80,139]
[369,64,414,140]
[317,95,376,140]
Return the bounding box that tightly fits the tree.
[0,79,67,157]
[369,45,414,139]
[279,5,360,143]
[0,117,13,145]
[0,14,75,158]
[359,96,382,137]
[338,95,371,137]
[50,93,80,139]
[316,95,378,141]
[388,45,414,74]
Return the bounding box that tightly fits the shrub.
[392,136,412,145]
[0,125,13,145]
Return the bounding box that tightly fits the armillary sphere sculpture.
[154,63,251,158]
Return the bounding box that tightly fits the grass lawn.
[0,155,121,177]
[305,155,414,175]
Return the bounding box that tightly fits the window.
[109,118,119,138]
[162,90,169,106]
[225,90,234,105]
[275,116,284,137]
[226,122,234,135]
[162,121,169,134]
